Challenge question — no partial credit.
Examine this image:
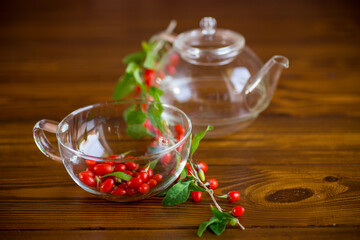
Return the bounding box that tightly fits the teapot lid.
[174,17,245,65]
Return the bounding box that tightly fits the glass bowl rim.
[55,99,192,162]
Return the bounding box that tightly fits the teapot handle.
[33,119,62,162]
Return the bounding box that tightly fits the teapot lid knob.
[174,16,245,65]
[200,17,217,35]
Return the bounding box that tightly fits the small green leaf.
[197,217,219,237]
[141,40,158,69]
[113,75,136,100]
[126,110,147,124]
[126,62,139,73]
[149,157,160,170]
[175,152,181,169]
[126,124,149,139]
[190,125,214,158]
[154,50,167,71]
[162,181,191,206]
[102,172,133,181]
[124,104,136,122]
[141,41,156,52]
[189,181,206,192]
[178,167,187,182]
[148,102,163,132]
[133,68,146,92]
[141,41,150,52]
[210,206,236,222]
[148,86,164,102]
[124,63,146,95]
[209,220,228,236]
[156,102,164,114]
[143,51,157,69]
[187,175,195,180]
[122,51,146,64]
[119,150,133,157]
[148,87,165,113]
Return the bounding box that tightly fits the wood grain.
[1,116,360,167]
[0,165,359,229]
[0,0,359,239]
[1,228,360,240]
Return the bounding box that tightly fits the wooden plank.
[0,165,359,230]
[1,116,359,168]
[0,2,359,122]
[1,228,360,240]
[0,0,359,239]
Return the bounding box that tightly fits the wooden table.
[1,0,359,239]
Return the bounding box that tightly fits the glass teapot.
[156,17,289,137]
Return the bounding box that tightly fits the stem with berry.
[113,21,245,237]
[113,22,176,139]
[161,125,245,236]
[187,127,245,233]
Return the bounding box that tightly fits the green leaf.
[126,62,139,74]
[189,181,206,192]
[175,152,181,169]
[148,103,163,132]
[209,220,228,236]
[178,167,187,182]
[119,150,133,157]
[143,51,157,69]
[124,104,136,122]
[148,87,164,113]
[154,50,167,71]
[190,125,214,158]
[141,40,157,69]
[126,124,149,139]
[126,110,147,124]
[102,172,133,181]
[141,41,151,52]
[156,102,164,114]
[162,181,191,206]
[141,41,156,52]
[149,157,160,170]
[122,50,146,64]
[148,86,164,102]
[133,68,146,92]
[197,217,219,237]
[113,74,136,100]
[210,206,236,222]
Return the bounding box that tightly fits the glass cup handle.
[33,119,62,162]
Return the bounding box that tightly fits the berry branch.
[112,21,245,237]
[188,158,245,230]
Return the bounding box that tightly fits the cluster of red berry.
[77,123,186,197]
[187,162,245,217]
[135,69,157,96]
[174,123,185,140]
[78,157,162,196]
[165,53,179,75]
[135,53,180,96]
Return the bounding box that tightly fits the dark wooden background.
[1,0,359,239]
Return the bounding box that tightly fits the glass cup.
[33,100,192,202]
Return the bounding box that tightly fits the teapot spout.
[244,55,289,113]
